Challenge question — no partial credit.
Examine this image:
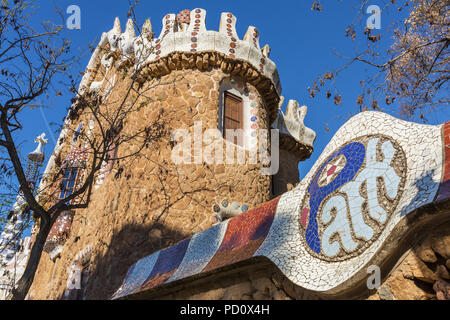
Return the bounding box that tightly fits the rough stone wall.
[28,67,276,299]
[368,223,450,300]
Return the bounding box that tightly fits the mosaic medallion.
[317,155,346,187]
[299,135,407,262]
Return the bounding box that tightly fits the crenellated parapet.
[272,98,316,160]
[107,9,280,91]
[81,9,283,121]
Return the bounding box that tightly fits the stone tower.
[27,9,315,299]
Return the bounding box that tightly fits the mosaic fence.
[113,112,449,299]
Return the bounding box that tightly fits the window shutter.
[223,91,243,145]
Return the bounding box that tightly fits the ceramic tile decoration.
[0,237,31,299]
[113,197,279,298]
[113,112,449,299]
[168,221,229,282]
[300,135,407,261]
[61,147,88,169]
[272,99,316,149]
[43,210,75,260]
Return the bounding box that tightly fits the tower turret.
[27,9,316,300]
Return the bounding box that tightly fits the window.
[59,147,87,202]
[59,168,79,200]
[223,91,244,146]
[219,78,254,149]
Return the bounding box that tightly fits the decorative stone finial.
[272,100,316,148]
[35,132,48,147]
[117,19,137,68]
[107,17,122,53]
[142,19,153,38]
[158,13,177,39]
[113,17,122,34]
[125,18,136,37]
[187,8,206,33]
[219,12,238,38]
[262,44,271,57]
[243,26,260,49]
[132,19,155,68]
[28,133,48,162]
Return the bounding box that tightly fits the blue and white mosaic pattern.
[256,111,445,291]
[300,136,406,261]
[115,251,160,298]
[168,220,229,283]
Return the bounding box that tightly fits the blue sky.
[11,1,450,196]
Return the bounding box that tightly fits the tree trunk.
[10,215,51,300]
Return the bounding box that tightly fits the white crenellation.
[219,12,238,38]
[188,8,207,33]
[133,19,155,69]
[155,14,177,60]
[243,26,260,49]
[97,10,281,95]
[159,13,177,39]
[262,44,271,58]
[107,17,122,52]
[117,18,136,67]
[142,18,153,35]
[272,99,316,148]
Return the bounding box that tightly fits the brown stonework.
[135,51,281,124]
[28,64,280,299]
